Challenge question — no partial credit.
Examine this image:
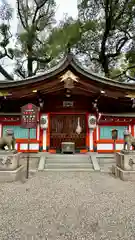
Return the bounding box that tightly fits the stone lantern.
[111,129,118,152]
[111,129,118,140]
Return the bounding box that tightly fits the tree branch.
[32,0,48,24]
[107,36,128,58]
[31,56,52,64]
[91,57,100,62]
[33,61,40,75]
[36,38,42,45]
[0,46,13,60]
[0,65,14,80]
[126,74,135,82]
[15,68,25,79]
[114,0,129,23]
[15,59,27,78]
[116,36,128,52]
[16,0,26,29]
[112,64,135,79]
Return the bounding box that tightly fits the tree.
[15,0,56,78]
[44,16,97,68]
[15,0,135,80]
[0,0,14,80]
[43,0,135,79]
[43,17,83,65]
[108,40,135,82]
[76,0,135,77]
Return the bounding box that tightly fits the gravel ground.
[0,172,135,240]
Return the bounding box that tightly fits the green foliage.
[76,0,135,77]
[15,0,56,77]
[14,0,135,81]
[45,19,81,57]
[43,17,98,66]
[110,68,121,78]
[40,0,135,80]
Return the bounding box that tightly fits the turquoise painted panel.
[100,126,128,139]
[2,126,36,139]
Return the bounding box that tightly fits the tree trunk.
[102,55,110,77]
[27,45,33,77]
[27,56,33,77]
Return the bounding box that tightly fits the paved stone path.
[0,172,135,239]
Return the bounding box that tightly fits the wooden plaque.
[21,103,38,128]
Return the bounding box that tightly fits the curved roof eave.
[70,58,135,90]
[0,53,135,91]
[0,54,71,89]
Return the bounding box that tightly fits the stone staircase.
[38,154,94,171]
[38,153,115,172]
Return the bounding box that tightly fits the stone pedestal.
[112,151,135,181]
[0,151,24,182]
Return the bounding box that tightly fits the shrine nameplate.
[21,103,38,128]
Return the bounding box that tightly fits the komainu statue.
[0,130,16,151]
[123,132,135,151]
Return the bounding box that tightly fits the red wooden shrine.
[0,53,135,153]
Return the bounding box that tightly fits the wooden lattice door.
[50,114,86,150]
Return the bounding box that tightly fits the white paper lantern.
[40,115,48,129]
[88,115,97,129]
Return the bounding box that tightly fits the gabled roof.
[0,53,134,91]
[0,53,134,106]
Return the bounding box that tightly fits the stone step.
[43,168,94,172]
[97,153,114,158]
[45,163,93,169]
[46,155,89,159]
[46,158,90,163]
[97,158,115,165]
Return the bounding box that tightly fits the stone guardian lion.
[123,132,135,151]
[0,135,16,151]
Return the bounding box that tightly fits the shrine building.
[0,53,135,153]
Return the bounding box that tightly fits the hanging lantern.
[39,98,44,108]
[40,115,48,129]
[88,115,97,130]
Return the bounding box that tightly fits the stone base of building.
[113,151,135,181]
[116,152,135,171]
[0,151,22,171]
[0,165,24,182]
[120,150,135,155]
[112,165,135,181]
[0,151,24,182]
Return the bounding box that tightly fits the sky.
[55,0,78,20]
[0,0,78,79]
